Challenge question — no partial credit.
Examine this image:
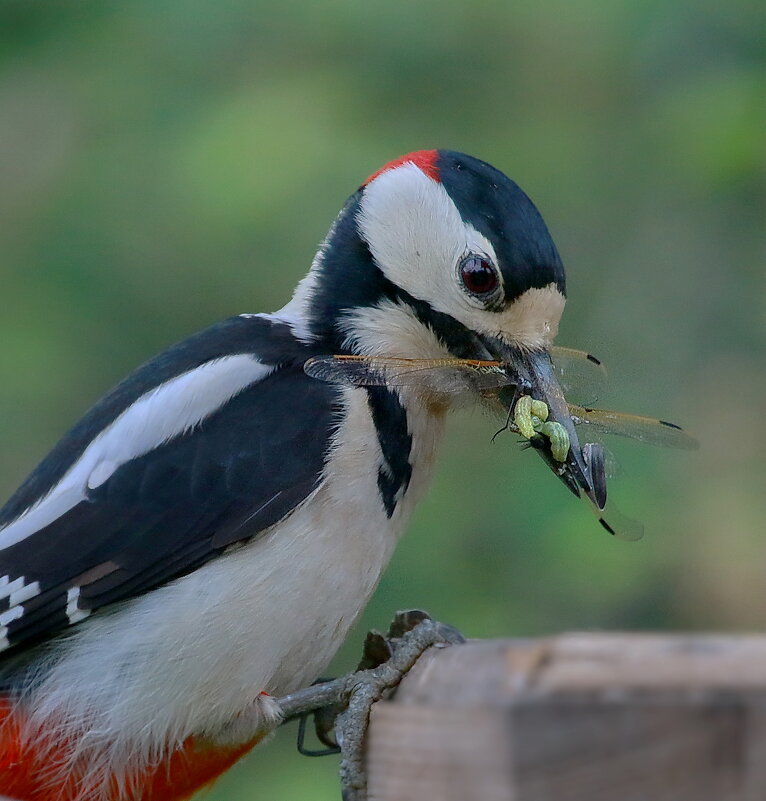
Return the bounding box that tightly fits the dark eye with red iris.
[459,255,499,297]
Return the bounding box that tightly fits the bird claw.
[280,610,465,801]
[337,611,464,801]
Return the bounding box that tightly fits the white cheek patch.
[358,164,495,316]
[0,355,273,551]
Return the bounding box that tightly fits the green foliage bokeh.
[0,1,764,798]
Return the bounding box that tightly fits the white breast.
[23,384,445,784]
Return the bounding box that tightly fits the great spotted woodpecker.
[0,150,581,800]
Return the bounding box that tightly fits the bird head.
[285,149,595,501]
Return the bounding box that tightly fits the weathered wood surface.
[366,634,766,801]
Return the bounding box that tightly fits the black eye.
[459,255,499,297]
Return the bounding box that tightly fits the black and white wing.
[0,315,340,654]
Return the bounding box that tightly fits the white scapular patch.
[357,163,565,349]
[0,355,273,551]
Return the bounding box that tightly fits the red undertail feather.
[0,697,262,801]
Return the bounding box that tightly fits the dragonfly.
[304,347,697,541]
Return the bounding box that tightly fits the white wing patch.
[0,574,41,645]
[0,355,274,551]
[66,586,90,625]
[0,574,41,605]
[0,602,24,649]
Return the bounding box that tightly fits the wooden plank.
[366,634,766,801]
[368,705,514,801]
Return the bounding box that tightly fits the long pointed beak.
[484,339,605,508]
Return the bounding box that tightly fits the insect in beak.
[304,339,696,542]
[481,340,606,509]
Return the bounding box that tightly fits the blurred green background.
[0,0,764,797]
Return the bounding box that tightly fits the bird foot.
[278,610,465,801]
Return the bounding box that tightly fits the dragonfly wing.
[304,356,390,387]
[586,495,645,542]
[304,356,514,393]
[550,346,607,405]
[568,404,698,449]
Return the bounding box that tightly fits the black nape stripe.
[365,387,412,517]
[393,289,483,359]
